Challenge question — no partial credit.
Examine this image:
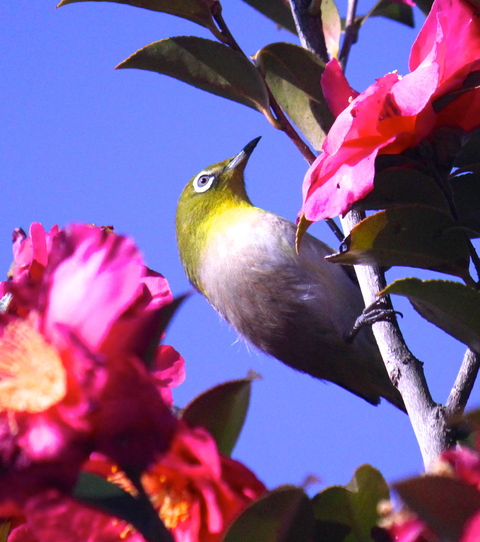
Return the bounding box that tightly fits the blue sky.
[2,0,476,494]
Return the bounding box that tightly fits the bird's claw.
[347,297,402,343]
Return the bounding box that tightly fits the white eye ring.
[193,172,215,193]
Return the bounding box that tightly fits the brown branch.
[212,4,344,242]
[446,349,480,417]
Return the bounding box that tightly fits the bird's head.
[175,137,261,287]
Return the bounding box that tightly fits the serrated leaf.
[395,476,480,540]
[383,278,480,351]
[312,465,389,542]
[57,0,224,40]
[327,206,472,283]
[370,0,415,27]
[181,375,257,456]
[73,472,173,542]
[256,43,334,150]
[223,486,314,542]
[356,167,450,212]
[240,0,297,34]
[117,37,271,116]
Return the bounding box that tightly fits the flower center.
[0,318,67,413]
[109,467,191,530]
[149,475,190,530]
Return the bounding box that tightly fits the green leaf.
[454,127,480,168]
[181,373,258,456]
[356,167,450,212]
[433,71,480,113]
[223,486,315,542]
[319,0,341,58]
[327,206,473,284]
[256,43,334,151]
[116,37,271,117]
[395,476,480,540]
[414,0,434,15]
[142,293,190,368]
[73,472,173,542]
[57,0,224,41]
[370,0,414,27]
[312,465,389,542]
[448,408,480,448]
[450,167,480,237]
[239,0,297,34]
[383,278,480,353]
[457,408,480,429]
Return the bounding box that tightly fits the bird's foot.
[347,297,403,343]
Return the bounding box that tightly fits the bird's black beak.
[225,137,261,172]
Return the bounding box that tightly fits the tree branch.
[212,5,344,242]
[446,349,480,417]
[341,211,453,469]
[289,0,455,469]
[339,0,359,69]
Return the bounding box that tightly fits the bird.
[175,138,405,411]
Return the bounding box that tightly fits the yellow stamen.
[0,318,66,413]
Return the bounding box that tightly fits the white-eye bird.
[176,138,405,411]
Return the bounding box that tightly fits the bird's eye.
[193,173,215,193]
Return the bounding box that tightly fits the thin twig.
[213,9,313,161]
[212,6,344,242]
[446,349,480,417]
[339,0,359,70]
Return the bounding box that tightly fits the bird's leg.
[346,296,403,343]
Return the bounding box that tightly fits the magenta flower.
[5,422,266,542]
[139,422,266,542]
[301,0,480,221]
[7,489,147,542]
[382,444,480,541]
[0,223,183,510]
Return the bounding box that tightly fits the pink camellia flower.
[6,489,147,542]
[462,511,480,542]
[0,223,184,511]
[301,0,480,221]
[89,422,266,542]
[382,444,480,541]
[139,423,266,542]
[6,423,266,542]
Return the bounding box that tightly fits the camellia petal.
[44,227,145,350]
[153,345,186,407]
[0,223,182,510]
[301,0,480,222]
[321,58,359,117]
[140,423,266,542]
